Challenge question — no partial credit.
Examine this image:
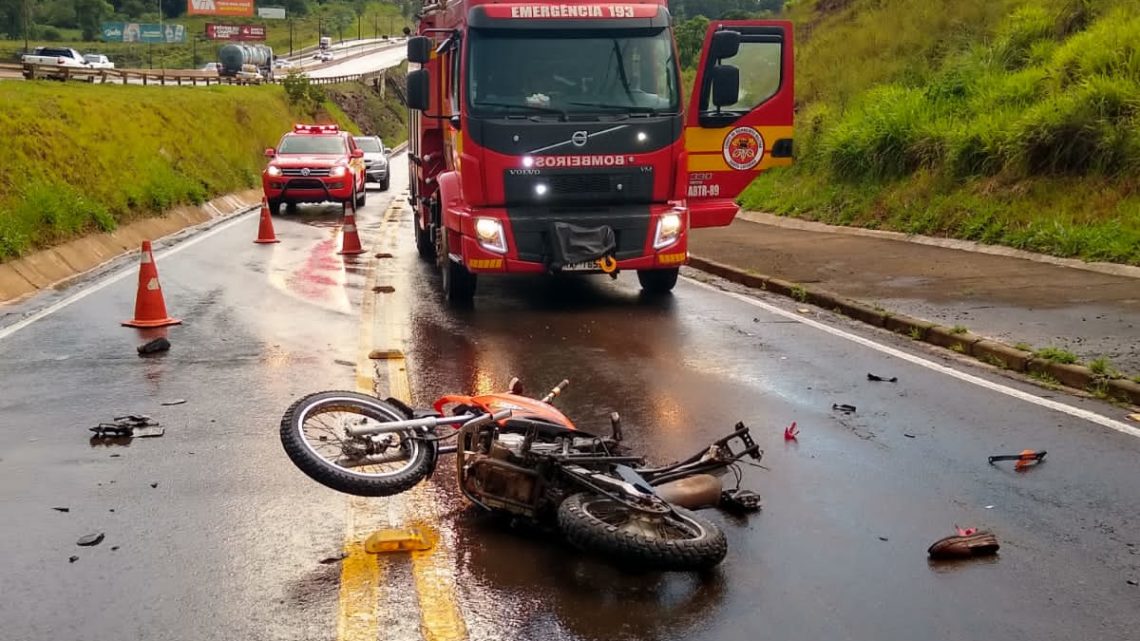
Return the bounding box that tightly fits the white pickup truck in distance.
[23,47,89,67]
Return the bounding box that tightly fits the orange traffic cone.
[122,241,181,328]
[254,198,280,244]
[339,201,365,255]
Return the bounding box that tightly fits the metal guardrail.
[10,62,397,88]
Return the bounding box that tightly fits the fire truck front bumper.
[455,204,689,274]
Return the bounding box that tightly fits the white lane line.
[0,210,256,342]
[686,276,1140,438]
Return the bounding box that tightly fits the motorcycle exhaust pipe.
[344,413,473,437]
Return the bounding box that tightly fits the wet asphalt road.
[2,161,1140,641]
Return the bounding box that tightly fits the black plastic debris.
[867,373,898,383]
[69,556,79,563]
[137,337,171,355]
[161,399,187,406]
[77,533,104,547]
[52,507,70,513]
[720,489,763,514]
[90,415,164,439]
[319,553,348,564]
[832,404,857,413]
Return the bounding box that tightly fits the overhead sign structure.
[205,23,267,41]
[101,22,187,43]
[187,0,255,17]
[258,6,287,19]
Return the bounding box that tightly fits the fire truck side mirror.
[709,30,741,61]
[407,69,430,111]
[711,65,740,109]
[407,36,432,64]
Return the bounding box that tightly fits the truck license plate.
[561,261,601,272]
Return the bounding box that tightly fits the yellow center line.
[336,198,469,641]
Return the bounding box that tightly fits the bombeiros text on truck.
[404,0,794,302]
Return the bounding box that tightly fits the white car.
[83,54,114,69]
[200,62,220,73]
[313,51,334,62]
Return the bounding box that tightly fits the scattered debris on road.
[867,373,898,383]
[832,403,857,413]
[721,488,763,513]
[879,536,889,542]
[1127,413,1140,423]
[796,307,811,314]
[161,399,187,406]
[988,450,1046,470]
[137,337,171,355]
[318,552,348,564]
[69,555,79,563]
[903,433,917,438]
[928,526,1000,560]
[90,415,164,440]
[783,421,799,441]
[52,507,70,513]
[1128,579,1137,586]
[150,482,158,488]
[364,527,432,553]
[334,359,355,367]
[76,533,105,547]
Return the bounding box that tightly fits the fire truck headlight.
[654,213,683,249]
[267,165,282,177]
[329,165,347,178]
[534,183,549,197]
[475,218,508,254]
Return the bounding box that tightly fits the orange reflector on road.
[364,527,432,554]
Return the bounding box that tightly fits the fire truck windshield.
[468,28,679,118]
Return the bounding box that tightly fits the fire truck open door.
[684,20,794,228]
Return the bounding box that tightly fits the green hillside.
[742,0,1140,265]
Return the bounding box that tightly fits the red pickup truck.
[262,124,367,214]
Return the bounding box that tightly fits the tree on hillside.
[675,15,710,69]
[75,0,112,41]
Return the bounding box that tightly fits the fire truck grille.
[504,168,653,206]
[282,167,331,177]
[506,205,651,264]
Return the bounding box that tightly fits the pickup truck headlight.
[475,218,507,254]
[329,165,347,178]
[653,212,683,249]
[266,165,282,177]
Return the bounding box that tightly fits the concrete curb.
[687,255,1140,406]
[0,189,262,306]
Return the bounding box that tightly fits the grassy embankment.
[0,76,404,261]
[0,2,411,69]
[742,0,1140,265]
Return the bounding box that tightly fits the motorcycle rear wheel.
[280,390,435,497]
[557,492,727,571]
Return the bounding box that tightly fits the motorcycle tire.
[557,492,728,572]
[280,390,435,497]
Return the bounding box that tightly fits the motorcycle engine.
[462,434,545,516]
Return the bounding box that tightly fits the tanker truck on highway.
[218,43,275,81]
[404,0,795,303]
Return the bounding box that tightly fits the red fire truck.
[405,0,794,302]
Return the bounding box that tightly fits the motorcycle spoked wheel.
[280,391,435,497]
[557,492,728,571]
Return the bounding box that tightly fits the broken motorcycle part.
[988,450,1046,470]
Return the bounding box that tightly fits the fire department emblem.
[722,127,764,171]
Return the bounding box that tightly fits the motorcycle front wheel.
[280,390,436,497]
[557,492,728,571]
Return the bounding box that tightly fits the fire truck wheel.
[637,268,679,294]
[440,230,476,303]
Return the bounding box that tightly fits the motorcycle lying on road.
[280,378,764,571]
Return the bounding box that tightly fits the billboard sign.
[258,7,287,19]
[102,22,187,43]
[187,0,255,17]
[205,23,267,41]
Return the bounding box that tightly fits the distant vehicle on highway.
[273,58,295,69]
[235,64,264,85]
[82,54,114,69]
[263,124,367,215]
[218,43,274,80]
[21,46,90,79]
[313,51,334,62]
[319,36,332,50]
[200,62,220,73]
[353,136,390,191]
